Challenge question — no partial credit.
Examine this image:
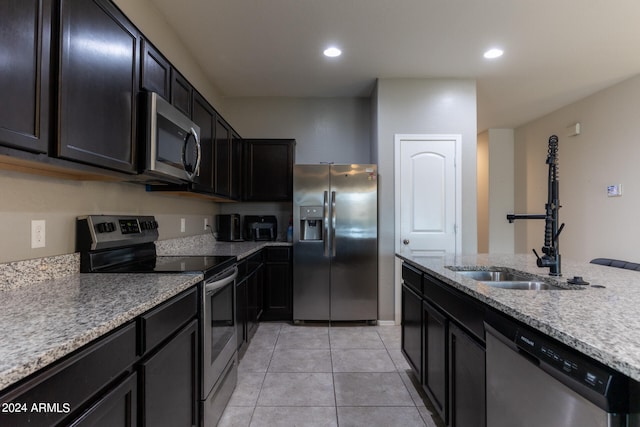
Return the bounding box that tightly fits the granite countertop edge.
[0,272,202,392]
[397,253,640,382]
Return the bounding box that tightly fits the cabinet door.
[171,69,192,118]
[0,0,51,153]
[230,131,242,200]
[0,323,136,427]
[235,278,248,353]
[423,301,448,424]
[401,284,422,380]
[449,323,485,427]
[69,372,137,427]
[246,263,264,338]
[214,117,231,197]
[243,139,295,201]
[191,92,214,193]
[141,39,171,99]
[263,248,293,321]
[58,0,139,173]
[140,319,198,427]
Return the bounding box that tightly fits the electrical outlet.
[204,218,208,231]
[31,220,46,248]
[180,218,186,233]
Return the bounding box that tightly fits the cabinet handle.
[403,239,410,245]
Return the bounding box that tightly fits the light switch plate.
[607,184,622,197]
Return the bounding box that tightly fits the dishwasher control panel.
[515,330,611,395]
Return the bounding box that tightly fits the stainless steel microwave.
[143,92,201,183]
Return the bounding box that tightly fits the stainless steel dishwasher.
[485,311,631,427]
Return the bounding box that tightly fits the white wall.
[113,0,224,108]
[477,131,489,252]
[374,78,478,321]
[223,97,372,164]
[514,74,640,262]
[488,129,515,253]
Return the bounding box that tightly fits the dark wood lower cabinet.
[401,283,422,379]
[69,372,137,427]
[262,247,293,321]
[423,300,448,424]
[0,323,136,427]
[449,323,485,427]
[401,263,486,427]
[140,319,198,427]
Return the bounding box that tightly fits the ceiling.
[147,0,640,132]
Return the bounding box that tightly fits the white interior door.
[396,134,461,257]
[394,134,461,323]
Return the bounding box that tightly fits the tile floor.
[217,322,445,427]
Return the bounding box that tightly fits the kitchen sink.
[447,266,569,290]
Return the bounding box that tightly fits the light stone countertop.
[0,236,291,393]
[397,253,640,382]
[0,272,202,392]
[155,234,292,259]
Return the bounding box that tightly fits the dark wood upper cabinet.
[0,0,52,154]
[214,117,231,197]
[243,139,295,201]
[140,39,171,99]
[230,131,242,200]
[171,69,192,118]
[191,92,214,193]
[58,0,139,173]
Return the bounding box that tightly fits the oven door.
[201,266,238,398]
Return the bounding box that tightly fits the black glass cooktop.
[103,255,236,276]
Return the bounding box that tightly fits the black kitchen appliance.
[76,215,237,427]
[216,214,242,241]
[244,215,277,241]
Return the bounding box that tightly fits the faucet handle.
[554,223,565,243]
[532,248,542,265]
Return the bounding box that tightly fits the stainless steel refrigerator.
[293,164,378,321]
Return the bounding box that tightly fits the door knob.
[403,239,410,245]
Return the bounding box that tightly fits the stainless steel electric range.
[76,214,237,427]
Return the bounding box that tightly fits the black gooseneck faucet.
[506,135,564,276]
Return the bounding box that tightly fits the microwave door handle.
[182,127,201,180]
[192,127,201,176]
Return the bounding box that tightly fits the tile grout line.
[328,323,341,426]
[247,323,282,426]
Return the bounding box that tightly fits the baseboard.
[376,320,397,326]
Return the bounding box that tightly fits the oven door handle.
[204,267,238,295]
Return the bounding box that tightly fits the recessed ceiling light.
[483,48,504,59]
[323,47,342,58]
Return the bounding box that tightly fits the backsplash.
[0,253,79,291]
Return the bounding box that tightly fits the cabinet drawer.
[266,247,291,262]
[246,250,265,272]
[0,322,136,427]
[402,263,423,295]
[423,274,485,342]
[140,287,198,354]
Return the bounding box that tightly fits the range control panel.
[76,215,159,251]
[515,330,611,395]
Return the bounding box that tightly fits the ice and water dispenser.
[299,206,323,241]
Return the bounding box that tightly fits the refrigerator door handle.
[323,191,330,256]
[331,191,337,257]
